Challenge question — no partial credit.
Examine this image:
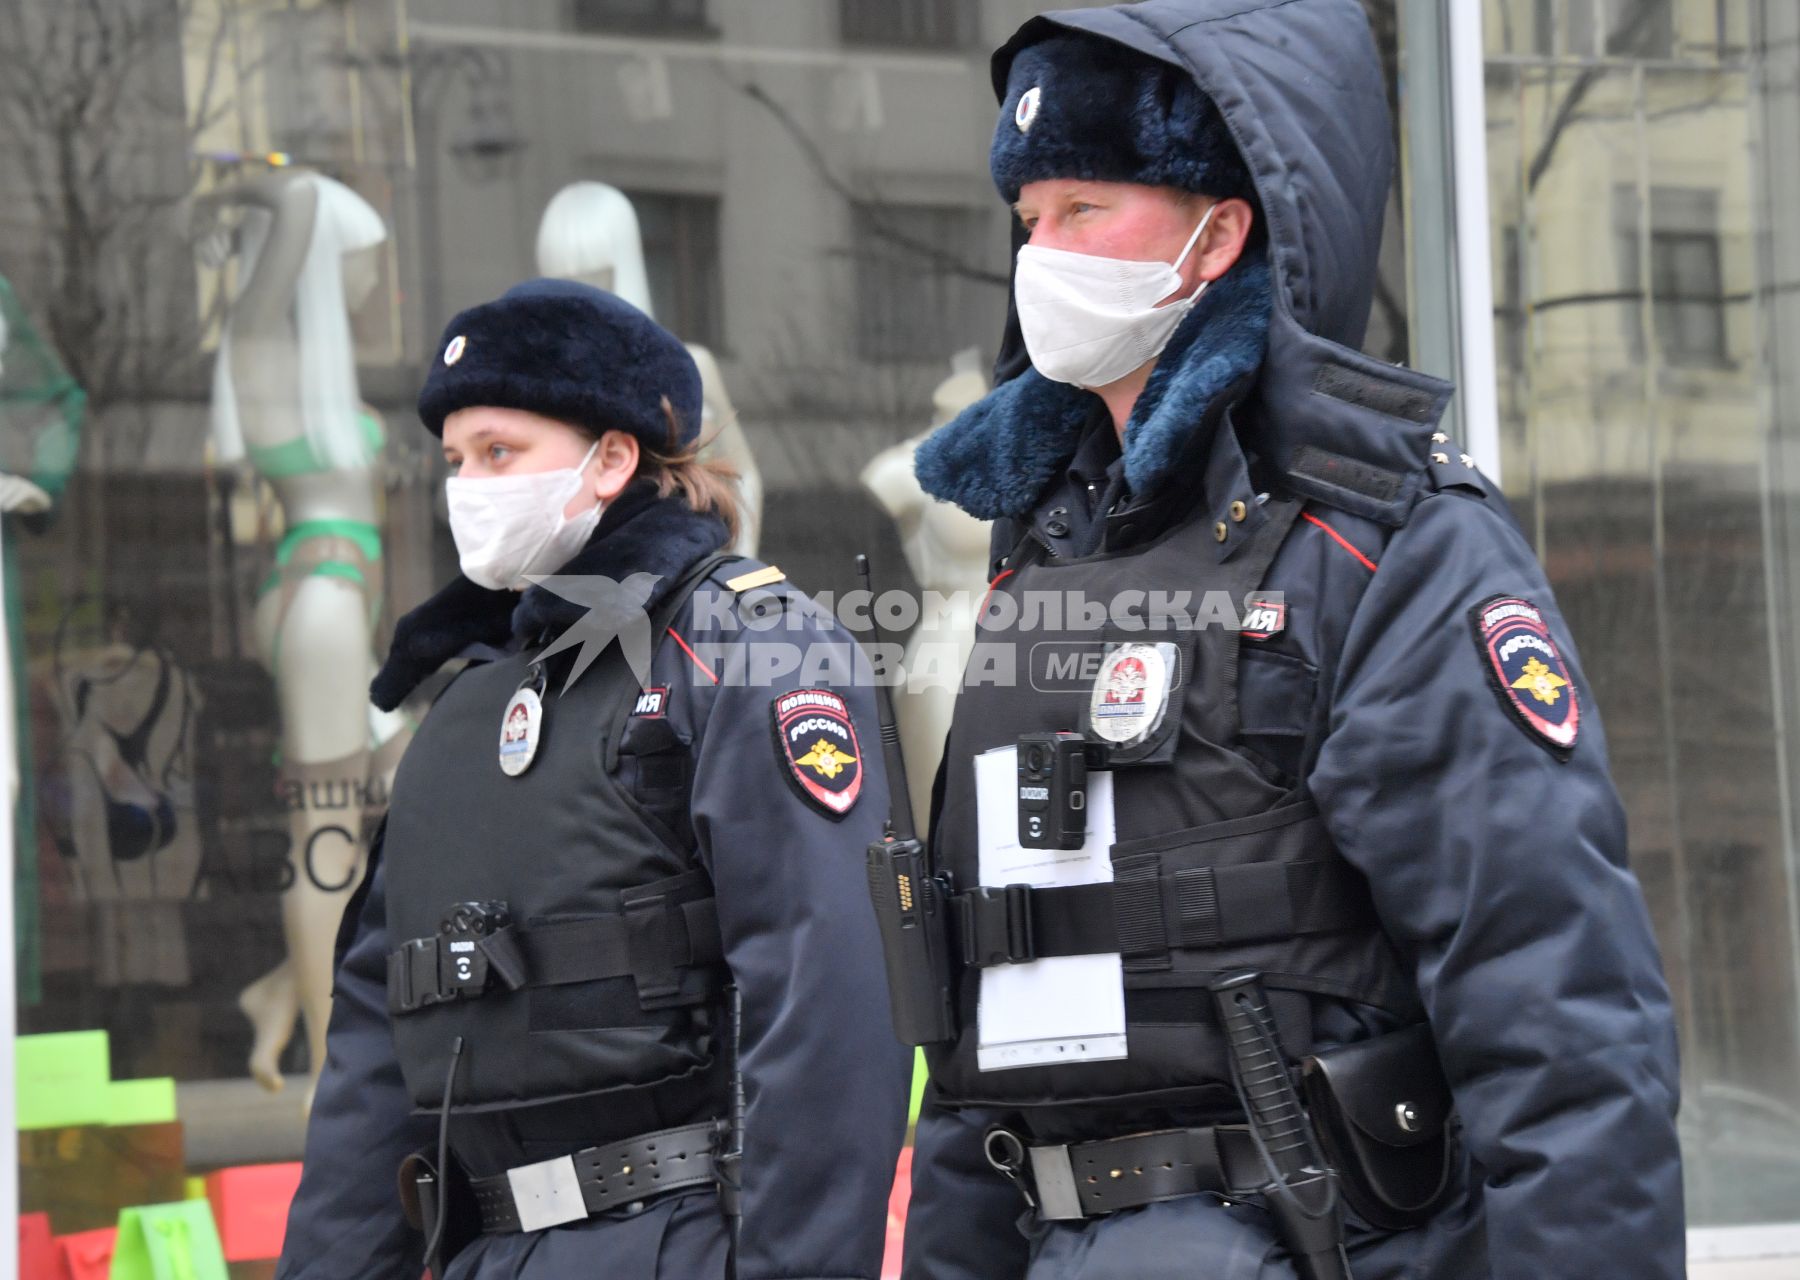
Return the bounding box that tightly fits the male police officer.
[890,4,1684,1279]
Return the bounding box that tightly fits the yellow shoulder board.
[724,564,786,593]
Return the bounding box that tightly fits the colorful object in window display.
[205,1162,303,1262]
[112,1200,230,1280]
[52,1225,118,1280]
[20,1211,55,1278]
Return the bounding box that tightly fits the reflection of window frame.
[567,0,712,36]
[1497,224,1527,379]
[1614,184,1731,370]
[1533,0,1675,59]
[850,201,988,364]
[621,189,725,353]
[838,0,977,50]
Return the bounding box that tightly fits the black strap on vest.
[388,870,722,1015]
[952,859,1372,969]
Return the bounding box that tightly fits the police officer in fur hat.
[884,5,1684,1279]
[276,279,909,1280]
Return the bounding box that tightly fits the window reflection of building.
[1614,185,1730,368]
[839,0,976,50]
[623,190,724,351]
[851,203,990,364]
[1485,0,1800,1225]
[1532,0,1677,59]
[569,0,712,36]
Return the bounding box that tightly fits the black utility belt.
[979,1023,1460,1232]
[467,1121,728,1234]
[985,1124,1264,1222]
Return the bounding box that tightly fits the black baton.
[1210,972,1353,1280]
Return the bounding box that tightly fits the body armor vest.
[384,557,729,1115]
[926,499,1419,1112]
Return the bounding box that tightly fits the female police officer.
[276,279,908,1280]
[891,4,1684,1280]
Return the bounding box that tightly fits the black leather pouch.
[1301,1023,1457,1230]
[398,1149,477,1266]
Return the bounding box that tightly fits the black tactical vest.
[926,499,1420,1112]
[383,558,730,1115]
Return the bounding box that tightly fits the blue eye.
[488,444,511,464]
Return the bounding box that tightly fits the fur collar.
[914,248,1272,519]
[371,482,728,710]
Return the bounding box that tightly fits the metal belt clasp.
[983,1127,1085,1221]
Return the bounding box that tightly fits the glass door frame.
[1408,0,1800,1262]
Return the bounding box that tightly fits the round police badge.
[498,686,543,776]
[1016,86,1042,133]
[1471,595,1579,759]
[1088,642,1170,746]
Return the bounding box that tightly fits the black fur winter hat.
[417,278,702,449]
[991,32,1253,204]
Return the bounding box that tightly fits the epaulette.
[1425,432,1491,497]
[723,564,786,592]
[698,559,800,630]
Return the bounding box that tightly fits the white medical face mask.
[446,440,603,590]
[1014,203,1219,389]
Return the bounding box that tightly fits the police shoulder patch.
[770,688,863,819]
[1470,595,1579,760]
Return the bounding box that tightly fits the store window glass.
[1483,0,1800,1226]
[0,0,1413,1270]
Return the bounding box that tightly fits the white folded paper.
[974,745,1128,1072]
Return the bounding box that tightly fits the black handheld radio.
[857,554,958,1046]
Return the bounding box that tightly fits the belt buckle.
[506,1154,587,1232]
[983,1128,1085,1221]
[1024,1144,1084,1221]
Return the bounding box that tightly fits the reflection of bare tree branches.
[733,80,1009,289]
[1526,0,1668,193]
[746,298,938,436]
[0,0,264,415]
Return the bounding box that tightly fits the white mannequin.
[535,181,763,555]
[198,168,412,1095]
[860,357,991,835]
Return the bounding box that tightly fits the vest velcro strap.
[387,893,724,1015]
[953,858,1373,969]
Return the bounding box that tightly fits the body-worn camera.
[440,900,511,998]
[1017,731,1090,849]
